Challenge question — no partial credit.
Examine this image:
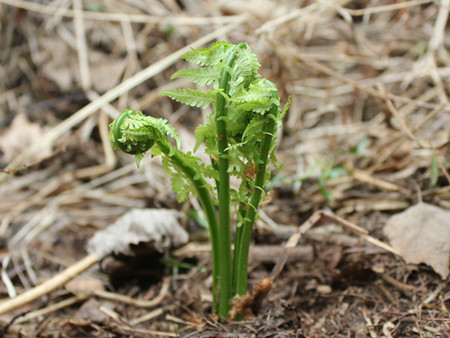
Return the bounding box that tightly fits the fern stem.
[156,140,221,306]
[232,180,250,294]
[214,47,238,319]
[234,103,278,297]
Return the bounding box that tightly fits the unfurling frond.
[109,110,181,166]
[230,44,261,92]
[231,79,279,114]
[182,41,233,66]
[242,115,267,140]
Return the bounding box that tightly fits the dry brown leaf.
[0,113,52,163]
[384,203,450,279]
[87,209,189,259]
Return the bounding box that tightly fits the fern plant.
[109,41,288,320]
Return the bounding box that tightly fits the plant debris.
[88,208,188,259]
[384,202,450,279]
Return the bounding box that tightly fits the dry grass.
[0,0,449,336]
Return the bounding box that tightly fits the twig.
[270,211,321,280]
[111,325,179,338]
[363,309,378,338]
[270,210,402,281]
[0,0,245,25]
[0,253,99,315]
[342,0,432,16]
[352,168,402,192]
[92,277,169,308]
[256,0,348,34]
[382,87,450,184]
[73,0,91,91]
[379,273,415,294]
[73,108,117,178]
[428,0,450,54]
[131,307,165,326]
[99,306,132,326]
[381,86,427,148]
[165,313,204,329]
[14,294,88,324]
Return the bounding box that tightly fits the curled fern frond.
[109,109,181,166]
[110,110,153,155]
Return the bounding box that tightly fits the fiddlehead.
[109,109,181,166]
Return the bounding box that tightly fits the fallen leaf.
[87,208,189,259]
[384,203,450,279]
[0,113,52,163]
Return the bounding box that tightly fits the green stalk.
[234,103,278,297]
[232,180,250,294]
[155,140,222,308]
[214,47,238,319]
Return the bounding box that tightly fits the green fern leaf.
[228,44,261,94]
[171,66,221,86]
[242,116,267,140]
[278,97,291,120]
[157,118,181,149]
[194,124,215,152]
[170,175,191,202]
[161,88,219,109]
[231,79,279,113]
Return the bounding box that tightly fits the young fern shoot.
[109,42,288,320]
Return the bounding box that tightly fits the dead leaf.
[384,203,450,279]
[87,209,189,259]
[0,113,52,163]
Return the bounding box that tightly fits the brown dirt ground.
[0,0,449,337]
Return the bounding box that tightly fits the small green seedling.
[109,41,288,320]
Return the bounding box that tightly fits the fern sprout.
[110,42,288,320]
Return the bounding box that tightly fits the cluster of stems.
[110,42,285,320]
